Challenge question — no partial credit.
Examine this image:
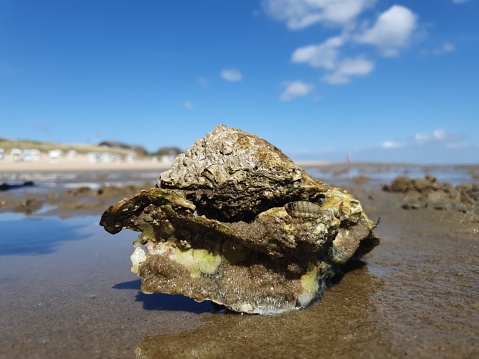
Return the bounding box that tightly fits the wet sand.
[0,164,478,358]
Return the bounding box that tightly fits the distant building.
[87,152,121,163]
[98,141,130,150]
[155,146,182,163]
[125,153,137,163]
[23,149,41,162]
[98,141,147,155]
[66,150,77,160]
[87,152,102,163]
[48,149,63,162]
[10,148,22,162]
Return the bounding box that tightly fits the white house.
[10,148,22,162]
[48,149,63,162]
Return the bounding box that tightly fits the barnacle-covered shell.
[159,124,327,222]
[100,125,379,314]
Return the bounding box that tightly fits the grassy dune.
[0,139,142,157]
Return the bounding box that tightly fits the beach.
[0,156,171,173]
[0,161,478,358]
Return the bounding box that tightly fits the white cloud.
[292,37,374,84]
[221,69,242,82]
[452,0,469,4]
[414,129,464,147]
[291,129,476,163]
[445,142,466,149]
[280,81,314,101]
[197,76,209,88]
[291,36,344,69]
[183,101,193,110]
[267,2,421,87]
[433,42,455,55]
[322,57,374,84]
[262,0,376,30]
[433,129,446,140]
[356,5,418,57]
[414,133,430,143]
[421,42,456,56]
[381,141,401,149]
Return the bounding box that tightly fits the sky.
[1,0,478,164]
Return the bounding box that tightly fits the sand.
[0,164,478,358]
[0,156,172,172]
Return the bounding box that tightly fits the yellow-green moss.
[297,263,320,307]
[174,247,222,278]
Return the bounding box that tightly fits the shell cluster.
[100,125,379,314]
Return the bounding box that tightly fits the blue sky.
[1,0,478,163]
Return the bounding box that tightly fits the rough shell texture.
[100,124,379,314]
[159,124,327,222]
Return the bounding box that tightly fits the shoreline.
[2,158,477,174]
[0,159,333,173]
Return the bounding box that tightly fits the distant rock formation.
[383,175,479,212]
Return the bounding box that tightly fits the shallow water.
[0,169,159,195]
[0,214,214,358]
[0,213,384,358]
[1,167,479,358]
[0,213,90,255]
[1,164,477,196]
[305,163,477,187]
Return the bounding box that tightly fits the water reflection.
[305,163,476,187]
[135,265,384,359]
[113,279,218,313]
[0,213,94,255]
[0,169,160,195]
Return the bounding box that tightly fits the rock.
[0,181,35,191]
[402,202,421,210]
[383,176,411,193]
[100,125,379,314]
[412,178,433,192]
[384,175,479,213]
[14,198,43,214]
[457,183,479,204]
[67,186,92,196]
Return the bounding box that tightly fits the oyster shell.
[159,124,326,222]
[100,125,379,314]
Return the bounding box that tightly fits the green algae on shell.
[100,124,379,314]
